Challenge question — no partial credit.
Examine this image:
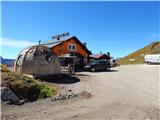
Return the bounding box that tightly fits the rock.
[51,89,80,102]
[1,87,24,105]
[62,95,66,99]
[44,111,47,114]
[78,105,83,108]
[74,94,78,97]
[68,89,72,92]
[51,98,54,102]
[67,94,71,99]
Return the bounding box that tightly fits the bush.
[39,85,55,99]
[2,71,56,102]
[27,83,41,101]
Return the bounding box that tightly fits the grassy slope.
[117,42,160,65]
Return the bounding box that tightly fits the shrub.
[8,79,30,100]
[27,83,41,101]
[2,71,56,102]
[38,85,55,99]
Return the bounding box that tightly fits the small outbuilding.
[14,45,61,77]
[89,54,111,61]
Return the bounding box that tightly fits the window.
[45,54,52,62]
[69,45,72,50]
[68,44,76,51]
[72,45,75,50]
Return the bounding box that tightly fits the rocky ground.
[1,64,160,120]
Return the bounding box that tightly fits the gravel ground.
[1,64,160,120]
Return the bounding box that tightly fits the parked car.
[84,60,110,72]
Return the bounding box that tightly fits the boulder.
[1,87,25,105]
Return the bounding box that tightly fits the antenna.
[52,32,69,40]
[39,40,41,45]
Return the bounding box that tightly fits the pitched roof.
[42,36,92,54]
[90,54,104,59]
[90,54,110,59]
[42,36,73,48]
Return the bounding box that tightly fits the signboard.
[52,32,69,40]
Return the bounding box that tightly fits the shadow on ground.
[107,69,118,72]
[38,75,80,84]
[89,69,118,73]
[75,73,90,76]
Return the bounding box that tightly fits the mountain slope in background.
[0,56,15,66]
[117,41,160,65]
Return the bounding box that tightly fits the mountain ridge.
[0,56,15,66]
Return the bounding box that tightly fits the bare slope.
[117,41,160,65]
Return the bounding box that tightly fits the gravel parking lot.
[2,64,160,120]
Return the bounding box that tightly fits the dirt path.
[2,64,160,120]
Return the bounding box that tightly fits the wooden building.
[90,54,111,61]
[43,36,91,68]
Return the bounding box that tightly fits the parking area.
[2,64,160,120]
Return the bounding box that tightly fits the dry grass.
[1,64,10,73]
[117,42,160,65]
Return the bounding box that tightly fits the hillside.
[117,41,160,65]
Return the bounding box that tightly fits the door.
[96,61,103,70]
[99,61,107,70]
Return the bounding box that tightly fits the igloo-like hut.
[14,45,61,77]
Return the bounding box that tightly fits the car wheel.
[105,67,108,71]
[91,67,96,72]
[106,66,110,71]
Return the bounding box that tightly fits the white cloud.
[0,37,37,48]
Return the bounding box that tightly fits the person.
[107,59,111,70]
[68,58,75,75]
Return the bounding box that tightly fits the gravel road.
[2,64,160,120]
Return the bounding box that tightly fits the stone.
[1,87,24,105]
[68,90,72,92]
[44,111,47,114]
[50,89,80,102]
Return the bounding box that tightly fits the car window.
[98,61,104,64]
[88,61,98,65]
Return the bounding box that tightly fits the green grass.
[117,42,160,65]
[1,64,56,102]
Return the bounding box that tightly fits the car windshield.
[88,60,100,65]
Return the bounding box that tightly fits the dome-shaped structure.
[14,45,61,77]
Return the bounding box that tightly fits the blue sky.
[1,1,160,59]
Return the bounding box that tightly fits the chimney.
[57,37,60,41]
[83,42,87,47]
